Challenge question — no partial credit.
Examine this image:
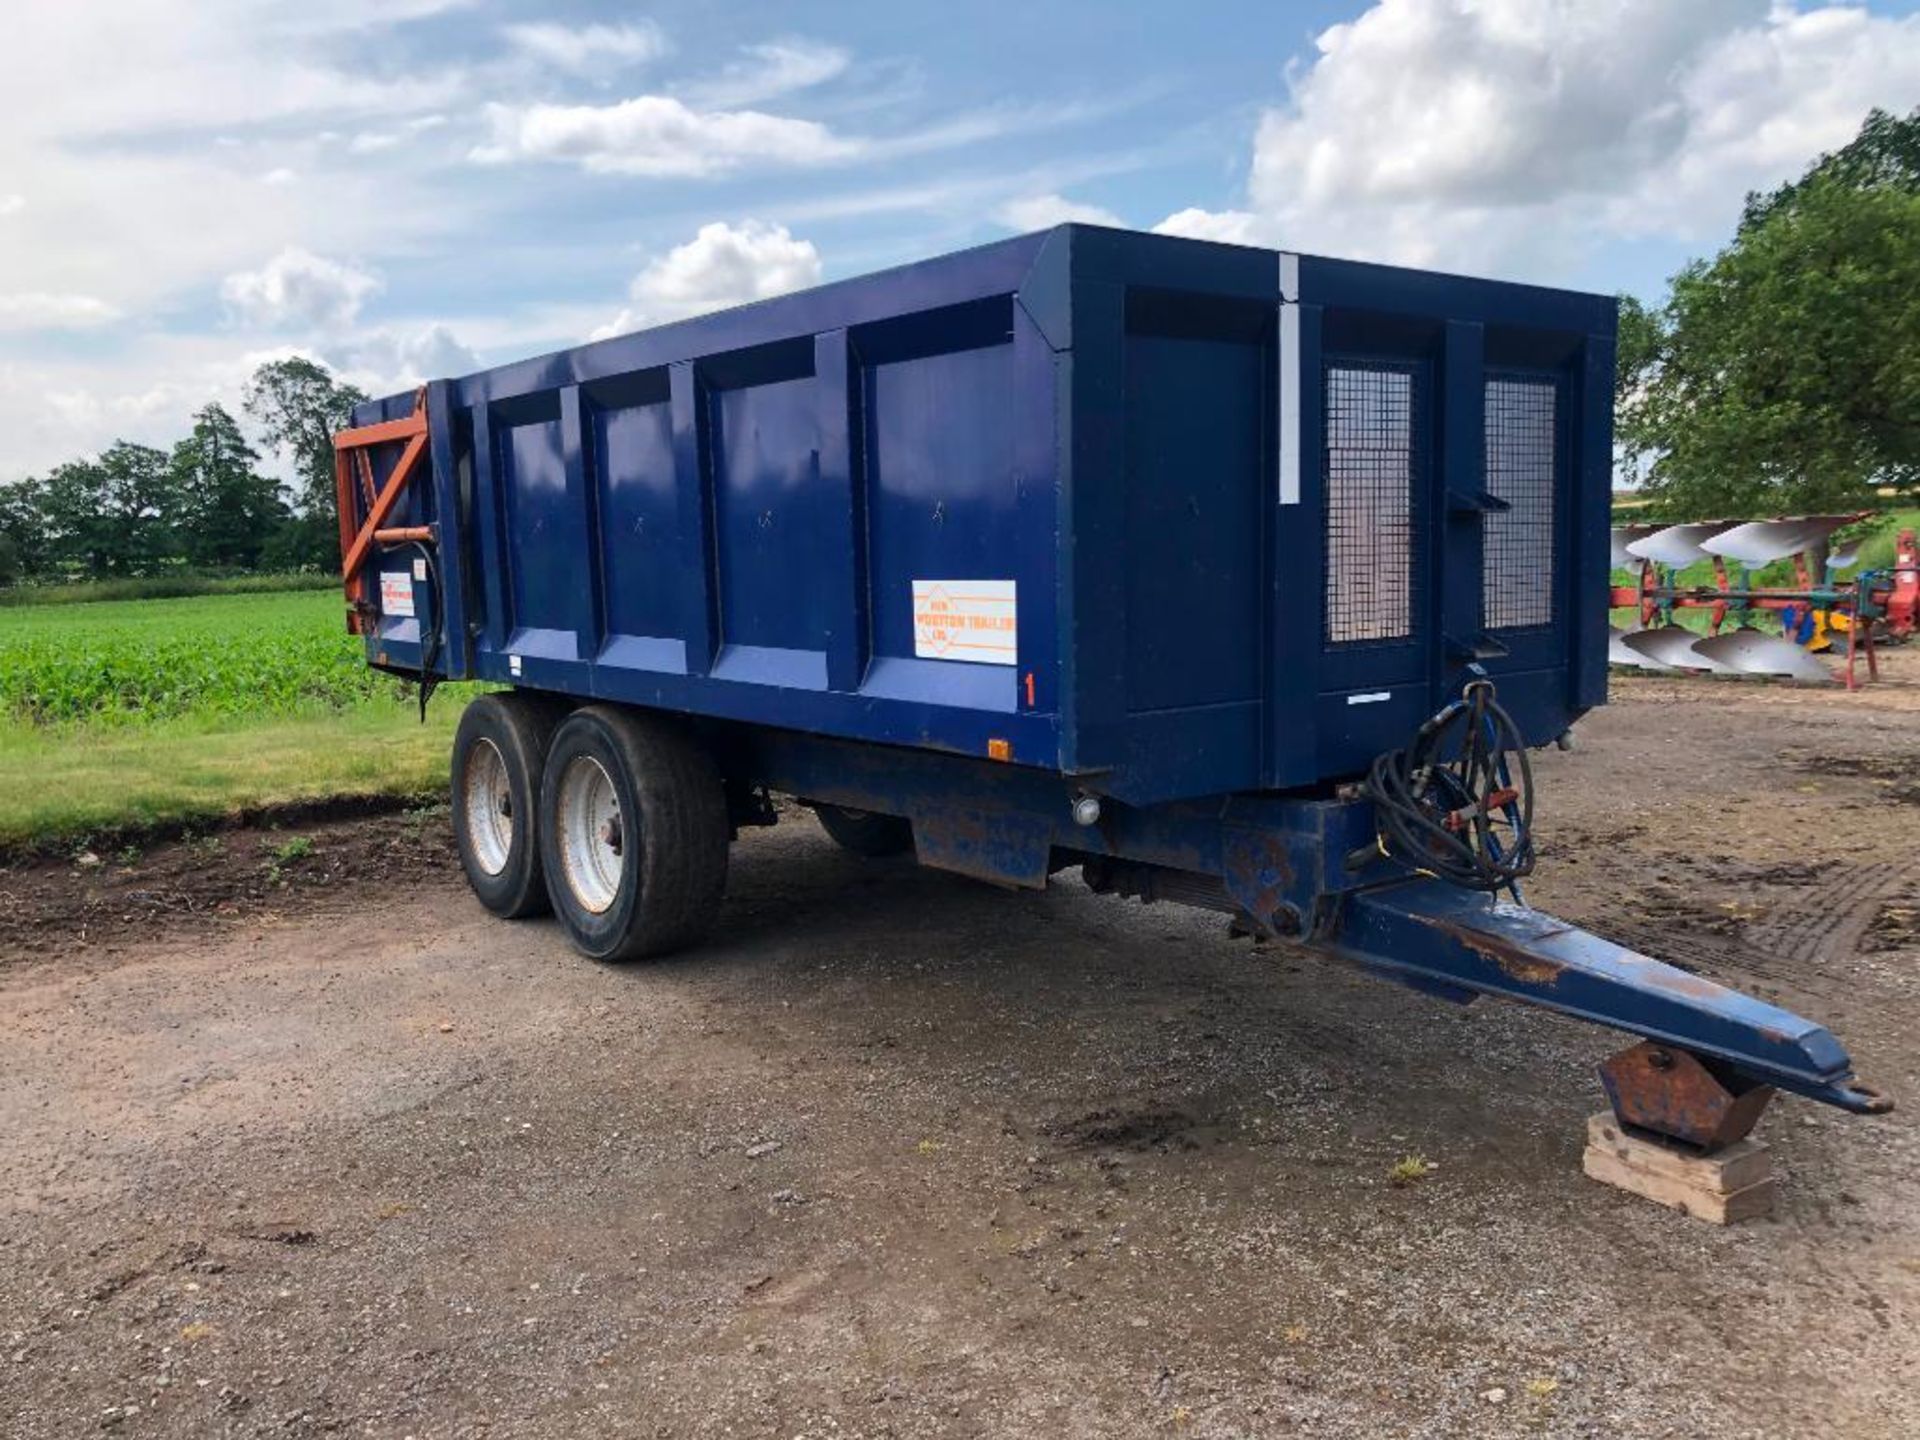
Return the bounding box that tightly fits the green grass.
[0,589,410,724]
[0,571,336,607]
[0,586,470,847]
[0,705,461,848]
[1853,508,1920,570]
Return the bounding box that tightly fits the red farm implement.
[1610,515,1919,691]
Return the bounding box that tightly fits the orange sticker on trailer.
[379,571,415,618]
[912,580,1017,665]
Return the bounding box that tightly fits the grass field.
[0,707,460,848]
[0,589,410,725]
[0,588,467,848]
[0,570,336,608]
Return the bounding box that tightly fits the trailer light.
[1072,794,1102,827]
[987,738,1011,762]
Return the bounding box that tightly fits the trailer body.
[351,226,1612,801]
[340,225,1887,1144]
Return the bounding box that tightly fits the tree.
[1621,110,1920,520]
[0,478,51,582]
[169,403,288,569]
[1613,293,1664,412]
[243,357,368,568]
[37,443,180,577]
[1742,107,1920,231]
[1612,293,1666,484]
[33,462,105,576]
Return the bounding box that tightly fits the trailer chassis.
[725,724,1891,1148]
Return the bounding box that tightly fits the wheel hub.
[557,754,626,914]
[462,737,514,877]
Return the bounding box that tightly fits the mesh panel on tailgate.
[1483,375,1557,630]
[1324,363,1416,645]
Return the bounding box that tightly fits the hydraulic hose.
[1365,679,1535,895]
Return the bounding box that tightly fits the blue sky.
[2,0,1917,480]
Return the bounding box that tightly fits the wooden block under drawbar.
[1584,1112,1772,1194]
[1582,1113,1774,1224]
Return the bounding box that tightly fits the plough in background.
[1609,515,1919,690]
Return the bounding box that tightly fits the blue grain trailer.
[336,225,1888,1150]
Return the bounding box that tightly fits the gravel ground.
[3,663,1918,1438]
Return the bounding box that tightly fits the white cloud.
[220,248,381,331]
[325,323,482,392]
[995,193,1124,230]
[1253,1,1742,212]
[4,5,468,144]
[0,4,483,477]
[591,220,823,340]
[340,113,445,154]
[0,5,474,328]
[0,292,121,331]
[1151,208,1263,245]
[1160,1,1920,277]
[472,95,858,176]
[685,40,851,108]
[0,341,270,480]
[503,20,669,76]
[1616,2,1920,237]
[471,91,1111,180]
[586,313,635,344]
[0,318,482,481]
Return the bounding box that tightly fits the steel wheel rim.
[556,753,625,915]
[463,737,514,877]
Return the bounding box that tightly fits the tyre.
[814,804,914,858]
[538,706,729,961]
[451,691,567,919]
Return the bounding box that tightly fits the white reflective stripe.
[1346,691,1392,706]
[1278,251,1301,506]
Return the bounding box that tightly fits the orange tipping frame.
[333,386,429,634]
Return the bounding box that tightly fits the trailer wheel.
[539,706,729,961]
[813,804,914,858]
[451,691,567,919]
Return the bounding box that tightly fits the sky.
[2,0,1917,482]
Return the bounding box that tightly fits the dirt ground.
[3,659,1919,1439]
